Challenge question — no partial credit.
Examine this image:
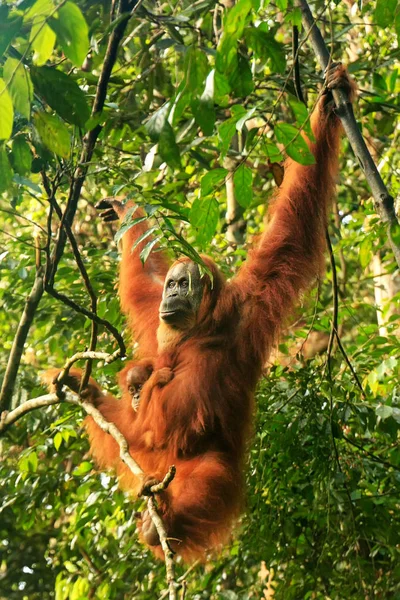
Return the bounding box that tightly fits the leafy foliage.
[1,0,400,598]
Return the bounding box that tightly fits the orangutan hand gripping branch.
[46,64,355,562]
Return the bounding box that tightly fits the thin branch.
[297,0,400,268]
[343,435,400,473]
[292,25,306,104]
[44,286,126,353]
[0,268,45,413]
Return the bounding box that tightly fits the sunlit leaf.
[0,79,13,140]
[49,2,89,67]
[4,58,33,120]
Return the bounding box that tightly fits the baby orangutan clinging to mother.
[45,64,355,562]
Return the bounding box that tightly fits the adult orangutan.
[47,64,355,562]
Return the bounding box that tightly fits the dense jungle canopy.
[1,0,400,598]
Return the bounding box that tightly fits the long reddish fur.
[71,69,353,562]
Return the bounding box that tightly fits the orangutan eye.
[181,279,188,288]
[168,280,175,289]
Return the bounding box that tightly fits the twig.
[45,286,126,353]
[297,0,400,268]
[0,268,45,413]
[324,231,339,371]
[343,435,400,473]
[292,25,306,104]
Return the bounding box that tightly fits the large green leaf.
[0,79,14,140]
[245,27,286,73]
[31,67,90,127]
[146,103,171,141]
[49,2,89,67]
[0,145,13,193]
[4,58,33,120]
[25,0,56,65]
[0,9,22,57]
[34,111,71,158]
[374,0,397,27]
[190,196,219,244]
[200,168,228,197]
[229,54,254,97]
[11,136,32,175]
[185,46,208,95]
[275,122,315,165]
[218,106,247,157]
[158,122,181,169]
[233,164,253,208]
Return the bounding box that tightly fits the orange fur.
[49,68,354,562]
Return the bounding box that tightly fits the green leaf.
[114,213,147,245]
[214,70,231,106]
[245,28,286,73]
[374,0,397,27]
[359,237,372,268]
[31,67,90,127]
[263,141,284,163]
[30,20,56,66]
[49,2,89,67]
[275,122,315,165]
[73,461,93,476]
[396,12,400,47]
[185,46,208,95]
[223,0,253,38]
[3,58,33,120]
[146,103,171,142]
[233,164,253,208]
[158,122,181,170]
[192,70,216,136]
[140,236,162,264]
[376,404,393,420]
[131,225,159,253]
[0,146,13,193]
[34,111,71,158]
[276,0,288,9]
[11,136,32,175]
[236,107,256,132]
[0,79,14,140]
[0,10,22,57]
[218,106,246,157]
[192,97,216,136]
[229,54,254,97]
[190,196,219,244]
[289,96,314,140]
[200,168,228,197]
[54,432,63,451]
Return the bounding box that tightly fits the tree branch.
[297,0,400,268]
[0,267,45,413]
